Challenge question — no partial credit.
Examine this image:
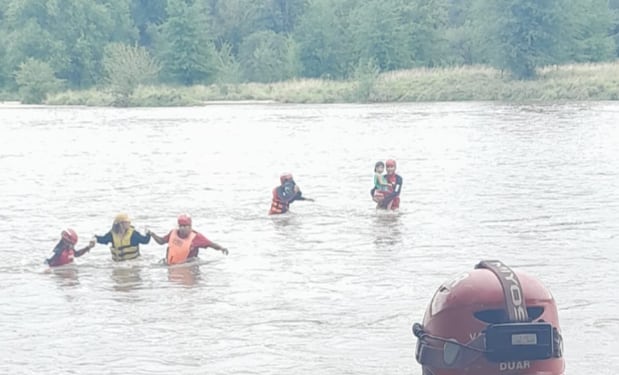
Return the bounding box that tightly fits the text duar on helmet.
[413,260,564,375]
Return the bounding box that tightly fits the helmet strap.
[475,260,529,322]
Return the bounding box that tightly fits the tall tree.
[0,35,9,89]
[480,0,568,79]
[155,0,215,84]
[294,0,353,78]
[15,58,63,103]
[131,0,167,47]
[209,0,267,53]
[401,0,450,67]
[261,0,308,33]
[4,0,137,88]
[212,42,243,84]
[611,0,619,56]
[238,30,299,82]
[103,42,160,105]
[4,1,59,70]
[566,0,616,62]
[347,0,448,72]
[443,0,492,65]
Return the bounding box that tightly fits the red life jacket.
[48,247,75,267]
[269,188,289,215]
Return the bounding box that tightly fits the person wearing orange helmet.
[149,214,228,265]
[45,229,94,267]
[90,213,151,261]
[269,173,314,215]
[413,260,564,375]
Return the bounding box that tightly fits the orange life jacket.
[269,188,289,215]
[167,229,197,265]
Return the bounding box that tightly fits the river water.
[0,102,617,374]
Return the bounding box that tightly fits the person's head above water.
[114,213,130,224]
[177,214,192,237]
[112,213,131,233]
[385,159,396,174]
[280,173,293,184]
[61,228,78,246]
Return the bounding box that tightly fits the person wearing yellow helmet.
[90,213,151,261]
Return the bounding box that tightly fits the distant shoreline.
[24,61,619,107]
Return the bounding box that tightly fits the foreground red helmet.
[386,159,396,167]
[177,214,192,226]
[280,173,293,184]
[413,260,564,375]
[61,229,78,245]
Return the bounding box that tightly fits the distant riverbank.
[32,61,619,106]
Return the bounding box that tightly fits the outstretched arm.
[74,243,94,257]
[193,232,228,255]
[132,229,151,244]
[291,188,314,202]
[208,241,229,255]
[93,232,113,245]
[148,230,168,245]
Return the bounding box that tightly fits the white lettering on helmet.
[491,262,527,321]
[510,284,527,320]
[499,361,530,371]
[469,331,482,341]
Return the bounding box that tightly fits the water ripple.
[0,102,618,374]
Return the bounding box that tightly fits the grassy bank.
[44,62,619,106]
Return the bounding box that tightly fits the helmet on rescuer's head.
[177,214,192,226]
[61,228,78,245]
[280,173,293,184]
[413,260,564,375]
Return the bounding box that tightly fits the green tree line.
[0,0,618,103]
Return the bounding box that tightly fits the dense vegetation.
[1,0,618,104]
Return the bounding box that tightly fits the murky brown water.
[0,102,617,374]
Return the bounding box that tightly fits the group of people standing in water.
[45,159,402,268]
[45,213,228,268]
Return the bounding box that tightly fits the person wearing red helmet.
[149,214,228,265]
[45,229,94,267]
[269,173,314,215]
[370,159,402,210]
[413,260,564,375]
[90,213,151,261]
